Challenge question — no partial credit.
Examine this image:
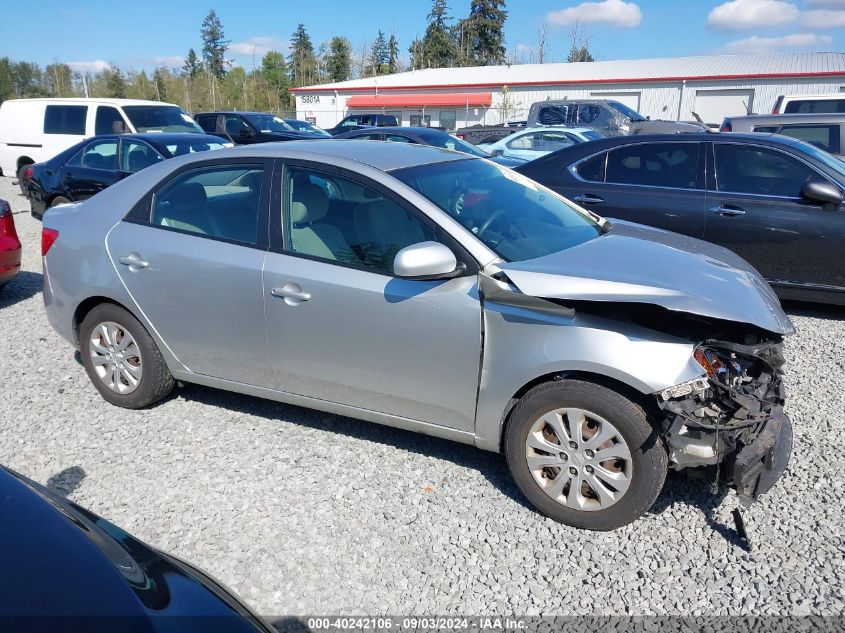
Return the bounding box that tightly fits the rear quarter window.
[575,152,606,182]
[776,125,841,154]
[44,105,87,135]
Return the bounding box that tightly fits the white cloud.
[801,8,845,28]
[723,32,833,53]
[546,0,642,28]
[708,0,799,30]
[153,56,184,68]
[229,36,287,57]
[67,60,111,73]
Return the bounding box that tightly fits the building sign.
[300,95,321,104]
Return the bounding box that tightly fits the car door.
[502,131,542,161]
[106,159,274,387]
[557,141,707,237]
[262,161,482,431]
[225,114,257,144]
[63,138,121,201]
[704,141,845,290]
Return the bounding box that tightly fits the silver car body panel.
[42,141,793,456]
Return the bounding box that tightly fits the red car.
[0,199,21,288]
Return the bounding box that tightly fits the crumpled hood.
[497,220,794,335]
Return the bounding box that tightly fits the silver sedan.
[42,140,794,530]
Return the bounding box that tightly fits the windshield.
[122,106,203,133]
[582,130,604,140]
[245,114,296,133]
[285,119,331,136]
[608,101,647,122]
[418,131,488,157]
[392,159,604,262]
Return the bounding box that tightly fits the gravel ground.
[1,174,843,619]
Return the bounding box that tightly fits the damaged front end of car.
[657,339,793,506]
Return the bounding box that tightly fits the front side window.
[69,139,118,170]
[224,115,251,136]
[339,116,358,127]
[775,125,841,154]
[507,132,538,150]
[122,105,202,133]
[606,142,699,189]
[283,166,435,274]
[714,144,818,197]
[577,105,602,125]
[44,105,87,135]
[244,114,294,133]
[152,165,263,243]
[536,132,575,152]
[95,106,127,135]
[120,140,164,172]
[393,159,604,263]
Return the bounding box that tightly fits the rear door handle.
[573,194,604,204]
[271,283,311,303]
[118,253,149,270]
[709,204,746,217]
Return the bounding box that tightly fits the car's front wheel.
[79,303,175,408]
[504,379,667,530]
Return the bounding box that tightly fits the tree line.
[0,0,595,115]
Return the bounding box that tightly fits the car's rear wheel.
[50,196,71,207]
[79,304,174,408]
[504,379,667,530]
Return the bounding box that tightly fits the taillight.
[772,96,783,114]
[720,119,732,132]
[0,201,16,240]
[42,227,59,256]
[456,134,465,139]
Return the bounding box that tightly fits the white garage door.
[590,91,641,112]
[694,89,754,126]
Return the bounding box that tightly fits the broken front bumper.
[730,410,793,505]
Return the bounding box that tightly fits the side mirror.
[801,179,843,207]
[491,149,504,157]
[239,127,254,137]
[393,241,463,280]
[112,121,128,134]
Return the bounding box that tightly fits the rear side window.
[785,99,845,114]
[195,115,217,133]
[536,104,577,126]
[776,124,841,154]
[752,126,778,133]
[714,144,817,197]
[606,142,700,189]
[68,139,118,170]
[576,152,606,182]
[44,105,87,135]
[152,165,264,244]
[95,106,126,135]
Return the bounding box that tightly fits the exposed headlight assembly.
[659,376,710,401]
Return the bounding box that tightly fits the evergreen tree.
[463,0,507,66]
[153,67,168,100]
[183,48,201,79]
[326,36,352,82]
[373,30,389,74]
[261,50,289,108]
[289,24,318,87]
[388,33,400,73]
[0,58,14,103]
[104,66,127,98]
[567,24,595,62]
[420,0,457,68]
[200,10,229,79]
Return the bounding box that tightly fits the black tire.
[50,196,71,208]
[17,164,31,196]
[504,379,667,531]
[79,303,175,409]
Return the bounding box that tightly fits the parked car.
[42,140,793,530]
[0,464,275,631]
[477,127,603,162]
[29,133,230,220]
[0,98,203,192]
[195,111,319,144]
[527,99,701,136]
[282,118,332,137]
[515,132,845,305]
[455,121,526,146]
[0,199,21,290]
[720,113,845,156]
[325,113,398,136]
[773,93,845,114]
[333,126,524,167]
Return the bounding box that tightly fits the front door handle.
[271,283,311,305]
[709,204,746,217]
[118,253,149,270]
[572,194,604,204]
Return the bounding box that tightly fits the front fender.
[474,298,704,452]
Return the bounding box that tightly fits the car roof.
[3,97,173,107]
[194,111,268,116]
[80,132,224,144]
[727,113,845,123]
[223,138,473,170]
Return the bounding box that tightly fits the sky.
[2,0,844,74]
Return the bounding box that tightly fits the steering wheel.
[477,208,509,237]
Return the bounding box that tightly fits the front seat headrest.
[241,171,263,194]
[163,181,207,213]
[291,182,329,224]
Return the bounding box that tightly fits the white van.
[0,98,202,181]
[772,93,845,115]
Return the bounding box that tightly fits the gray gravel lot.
[0,174,843,618]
